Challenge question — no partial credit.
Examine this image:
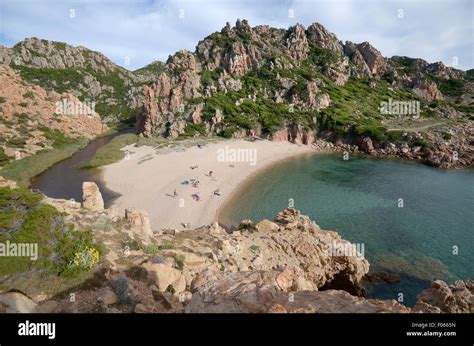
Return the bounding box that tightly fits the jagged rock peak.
[235,18,252,33]
[166,49,201,72]
[285,23,309,61]
[306,22,344,53]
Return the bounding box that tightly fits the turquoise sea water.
[219,153,474,306]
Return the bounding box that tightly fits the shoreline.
[100,138,316,230]
[100,135,473,232]
[217,150,322,229]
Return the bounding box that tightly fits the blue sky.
[0,0,472,71]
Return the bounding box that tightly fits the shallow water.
[219,153,474,306]
[29,132,124,207]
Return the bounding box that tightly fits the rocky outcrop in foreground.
[186,267,409,313]
[413,280,474,313]
[0,180,471,314]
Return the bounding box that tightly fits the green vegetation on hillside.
[10,62,139,122]
[134,61,165,76]
[12,64,84,94]
[0,148,9,166]
[197,50,433,143]
[318,77,425,141]
[0,187,101,277]
[39,126,78,148]
[436,78,466,97]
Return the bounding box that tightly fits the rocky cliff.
[133,19,472,168]
[0,21,471,168]
[0,64,105,164]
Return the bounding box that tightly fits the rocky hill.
[0,20,474,167]
[135,19,473,168]
[0,180,471,313]
[0,38,148,122]
[0,64,105,166]
[0,21,472,168]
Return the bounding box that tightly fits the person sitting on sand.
[173,189,178,197]
[208,170,213,178]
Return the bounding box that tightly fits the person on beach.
[173,189,178,197]
[213,189,221,196]
[209,170,213,178]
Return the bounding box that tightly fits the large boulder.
[142,262,186,294]
[0,292,38,313]
[124,208,154,242]
[82,182,104,211]
[413,280,473,313]
[0,176,17,188]
[356,136,375,153]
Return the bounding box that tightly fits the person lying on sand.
[190,165,198,170]
[213,189,221,196]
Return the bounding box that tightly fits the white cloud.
[0,0,472,70]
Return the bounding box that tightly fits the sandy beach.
[101,139,315,230]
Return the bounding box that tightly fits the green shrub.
[174,254,185,270]
[386,131,403,142]
[7,136,28,148]
[412,138,432,148]
[442,132,452,140]
[23,91,35,99]
[0,187,101,277]
[0,147,10,166]
[39,126,76,148]
[437,78,465,97]
[165,284,176,294]
[249,244,260,253]
[111,277,135,305]
[159,241,175,250]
